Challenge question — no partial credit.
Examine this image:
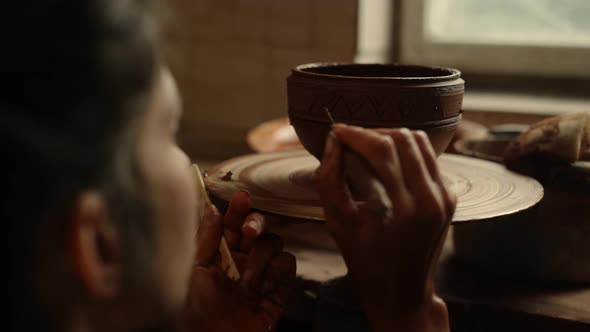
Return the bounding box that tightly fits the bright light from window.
[425,0,590,47]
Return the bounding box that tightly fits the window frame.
[356,0,590,115]
[398,0,590,79]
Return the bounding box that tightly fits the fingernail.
[235,190,251,205]
[334,123,362,132]
[199,204,220,227]
[243,218,262,234]
[399,127,412,139]
[205,204,220,220]
[323,132,337,158]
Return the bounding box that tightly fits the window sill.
[463,91,590,116]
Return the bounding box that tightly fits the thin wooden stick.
[192,164,241,281]
[324,107,335,124]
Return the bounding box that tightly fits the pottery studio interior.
[7,1,589,332]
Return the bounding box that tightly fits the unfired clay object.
[247,117,487,154]
[287,63,465,159]
[204,150,543,224]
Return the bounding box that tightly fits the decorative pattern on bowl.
[287,63,465,159]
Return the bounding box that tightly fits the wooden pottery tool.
[192,164,241,281]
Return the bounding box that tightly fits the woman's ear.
[68,192,122,299]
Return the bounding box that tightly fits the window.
[399,0,590,78]
[352,0,590,114]
[425,0,590,47]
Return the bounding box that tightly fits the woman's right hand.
[315,124,456,332]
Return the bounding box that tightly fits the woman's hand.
[184,192,296,332]
[315,124,456,332]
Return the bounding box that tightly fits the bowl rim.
[292,62,462,82]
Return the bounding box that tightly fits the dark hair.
[2,0,160,327]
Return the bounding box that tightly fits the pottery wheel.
[204,150,544,223]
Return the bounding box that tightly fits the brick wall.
[165,0,358,159]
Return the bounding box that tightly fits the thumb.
[195,203,223,267]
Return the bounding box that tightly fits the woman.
[5,1,454,331]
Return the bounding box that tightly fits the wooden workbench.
[274,223,590,332]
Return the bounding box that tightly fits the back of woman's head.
[2,0,159,327]
[3,0,158,218]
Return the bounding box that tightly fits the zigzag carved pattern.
[305,93,453,122]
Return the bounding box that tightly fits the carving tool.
[192,164,241,281]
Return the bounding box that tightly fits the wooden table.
[436,243,590,332]
[273,223,590,332]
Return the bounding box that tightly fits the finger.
[261,252,297,295]
[315,131,358,229]
[260,282,294,331]
[426,223,451,287]
[387,129,444,208]
[259,300,284,332]
[241,233,283,292]
[332,125,409,209]
[240,212,266,252]
[410,131,442,183]
[412,131,457,220]
[259,253,296,332]
[195,204,223,267]
[231,251,248,273]
[186,265,229,318]
[223,191,251,249]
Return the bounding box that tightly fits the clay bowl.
[287,63,465,159]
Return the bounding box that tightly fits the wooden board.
[271,226,590,331]
[204,150,544,223]
[437,237,590,330]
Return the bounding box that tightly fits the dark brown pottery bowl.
[287,63,465,159]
